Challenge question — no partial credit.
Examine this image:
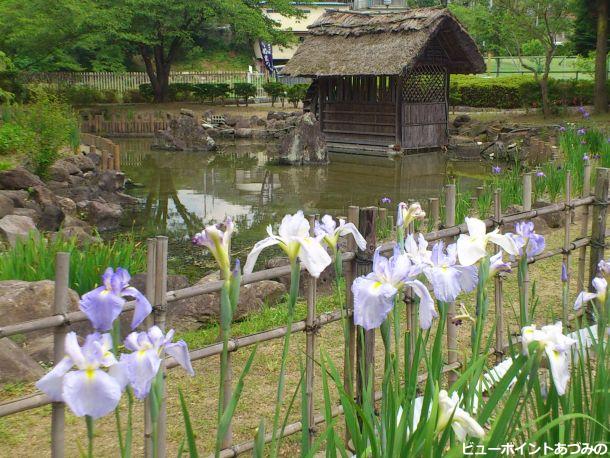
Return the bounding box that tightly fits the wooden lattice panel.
[401,65,447,104]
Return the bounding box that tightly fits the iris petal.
[244,236,280,274]
[123,286,153,329]
[166,340,194,376]
[352,276,397,330]
[36,356,73,401]
[79,286,125,332]
[62,369,122,419]
[297,236,332,278]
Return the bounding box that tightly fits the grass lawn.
[0,213,595,456]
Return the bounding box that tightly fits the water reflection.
[117,138,485,240]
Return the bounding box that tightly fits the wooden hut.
[281,7,485,155]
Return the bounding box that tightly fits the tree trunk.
[594,0,609,114]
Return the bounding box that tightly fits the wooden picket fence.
[79,133,121,171]
[0,165,608,457]
[24,71,269,98]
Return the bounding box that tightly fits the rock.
[54,226,102,245]
[0,193,14,218]
[175,272,287,325]
[234,128,253,138]
[0,280,81,362]
[0,338,44,382]
[86,150,101,166]
[153,114,216,152]
[279,112,328,165]
[453,114,472,128]
[0,190,29,207]
[68,175,86,187]
[235,117,251,129]
[180,108,196,118]
[62,214,92,230]
[38,204,65,232]
[63,153,96,173]
[533,200,563,228]
[0,167,44,190]
[47,163,70,182]
[0,215,38,246]
[56,196,77,216]
[11,207,39,223]
[97,171,126,193]
[250,115,267,127]
[86,200,122,231]
[223,114,241,127]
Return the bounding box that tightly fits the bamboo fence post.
[154,236,169,456]
[51,252,70,458]
[144,239,157,458]
[429,197,440,230]
[577,163,592,297]
[305,214,318,447]
[444,185,458,386]
[469,196,478,216]
[563,172,572,326]
[523,173,533,211]
[343,206,358,446]
[113,143,121,171]
[101,148,108,172]
[493,190,505,365]
[588,168,610,319]
[356,207,377,405]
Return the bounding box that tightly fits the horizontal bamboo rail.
[79,132,121,171]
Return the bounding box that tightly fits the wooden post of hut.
[281,7,485,156]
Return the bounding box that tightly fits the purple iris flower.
[492,165,502,174]
[423,241,478,303]
[558,126,566,132]
[561,263,568,283]
[352,246,435,330]
[577,128,586,136]
[583,154,590,161]
[593,154,601,160]
[36,332,123,419]
[116,326,194,399]
[506,221,545,259]
[380,197,392,204]
[490,251,511,276]
[79,268,152,332]
[577,106,590,119]
[536,171,545,177]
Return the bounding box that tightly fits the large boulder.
[31,185,65,231]
[0,214,38,246]
[265,256,335,294]
[153,114,216,152]
[0,280,81,362]
[0,190,29,207]
[85,200,122,231]
[97,171,126,193]
[533,200,564,228]
[279,112,328,165]
[0,167,44,190]
[63,153,96,173]
[0,338,44,382]
[0,193,14,218]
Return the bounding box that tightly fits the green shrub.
[1,91,79,176]
[192,83,230,103]
[262,81,287,107]
[122,89,149,103]
[450,75,610,109]
[286,83,309,108]
[0,52,26,103]
[138,83,155,102]
[233,82,257,106]
[0,123,34,156]
[0,232,146,295]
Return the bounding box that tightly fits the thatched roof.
[282,7,485,77]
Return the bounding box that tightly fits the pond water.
[116,138,487,246]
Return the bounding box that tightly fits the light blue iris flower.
[352,246,436,331]
[79,267,152,332]
[116,326,194,399]
[36,332,123,419]
[506,221,545,259]
[423,241,478,303]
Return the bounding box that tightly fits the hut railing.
[0,167,607,457]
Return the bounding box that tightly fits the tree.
[101,0,302,102]
[594,0,608,113]
[0,0,303,102]
[498,0,571,117]
[573,0,609,56]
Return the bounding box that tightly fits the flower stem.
[270,260,300,457]
[518,255,529,327]
[85,415,94,458]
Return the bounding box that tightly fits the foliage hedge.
[450,75,610,109]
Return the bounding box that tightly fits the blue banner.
[259,41,276,74]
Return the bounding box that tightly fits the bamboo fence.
[79,133,121,171]
[0,165,608,457]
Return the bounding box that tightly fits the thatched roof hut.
[282,7,485,77]
[281,8,485,155]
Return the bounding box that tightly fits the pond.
[116,138,486,276]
